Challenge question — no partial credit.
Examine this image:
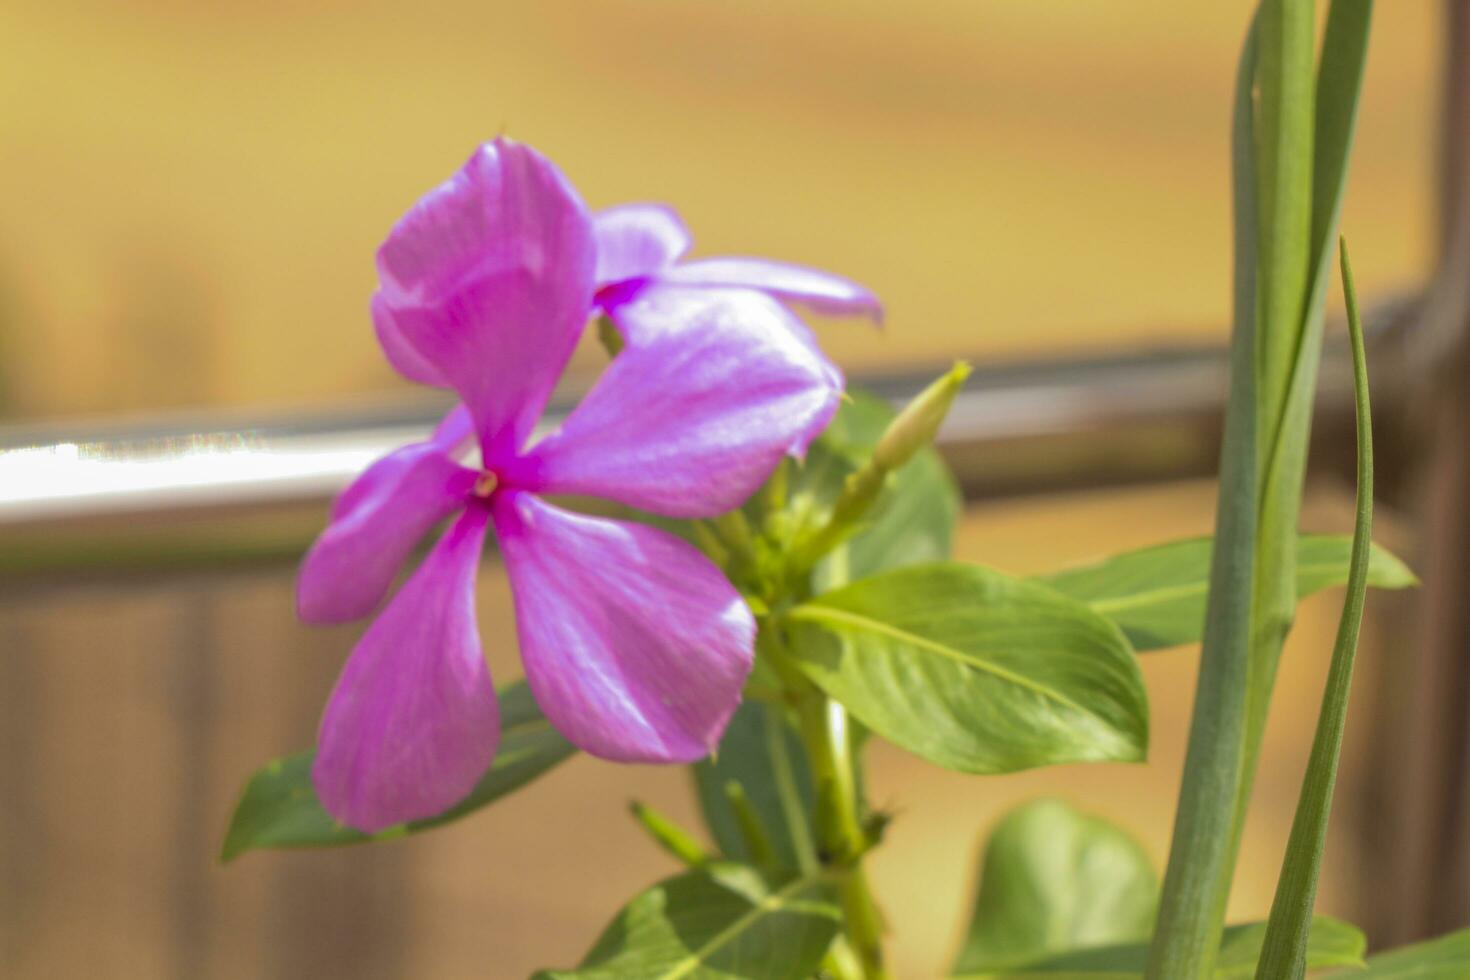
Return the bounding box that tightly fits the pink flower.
[299,139,862,832]
[590,203,883,323]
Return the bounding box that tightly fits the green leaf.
[952,799,1159,975]
[789,387,960,587]
[1331,929,1470,978]
[784,562,1149,774]
[693,700,817,873]
[534,864,841,980]
[220,679,574,860]
[1256,239,1374,978]
[1033,534,1414,653]
[1151,3,1376,976]
[1147,13,1265,976]
[1217,918,1363,977]
[952,917,1363,978]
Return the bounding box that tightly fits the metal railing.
[0,296,1416,582]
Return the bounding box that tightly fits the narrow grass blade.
[1254,239,1373,979]
[1254,0,1317,442]
[1144,14,1262,979]
[1235,0,1376,935]
[1252,0,1374,716]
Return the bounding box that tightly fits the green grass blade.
[1235,0,1376,928]
[1254,239,1373,979]
[1251,0,1374,706]
[1144,14,1262,979]
[1254,0,1316,442]
[1310,0,1374,273]
[1150,3,1373,977]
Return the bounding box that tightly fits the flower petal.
[593,203,692,287]
[510,286,842,518]
[660,257,882,321]
[430,403,475,451]
[372,293,448,387]
[299,431,476,624]
[312,506,498,833]
[372,139,596,464]
[494,491,754,762]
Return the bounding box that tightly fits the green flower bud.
[873,361,971,471]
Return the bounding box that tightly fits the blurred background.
[1,1,1463,977]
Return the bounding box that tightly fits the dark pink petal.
[510,286,842,518]
[312,507,498,833]
[593,203,692,286]
[660,257,882,321]
[372,139,596,464]
[299,435,476,625]
[494,491,753,762]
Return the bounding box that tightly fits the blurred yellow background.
[0,0,1435,422]
[0,1,1441,978]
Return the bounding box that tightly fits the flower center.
[472,470,499,499]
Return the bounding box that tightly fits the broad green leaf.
[534,864,840,980]
[693,701,817,873]
[1033,534,1414,653]
[951,917,1363,978]
[789,387,960,587]
[220,679,574,860]
[785,562,1148,774]
[952,799,1159,975]
[1257,239,1375,977]
[1330,929,1470,978]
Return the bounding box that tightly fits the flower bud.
[873,361,971,471]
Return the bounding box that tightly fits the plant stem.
[763,701,820,876]
[796,691,889,980]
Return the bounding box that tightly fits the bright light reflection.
[0,434,394,521]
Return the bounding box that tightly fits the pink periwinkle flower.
[299,139,878,833]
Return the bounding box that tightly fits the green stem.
[796,691,889,980]
[723,780,778,868]
[762,702,820,876]
[628,801,709,868]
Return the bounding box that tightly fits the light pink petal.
[508,286,842,518]
[299,433,476,625]
[312,507,498,833]
[371,139,596,464]
[430,403,475,451]
[659,257,882,321]
[592,203,692,287]
[372,293,449,387]
[494,491,754,763]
